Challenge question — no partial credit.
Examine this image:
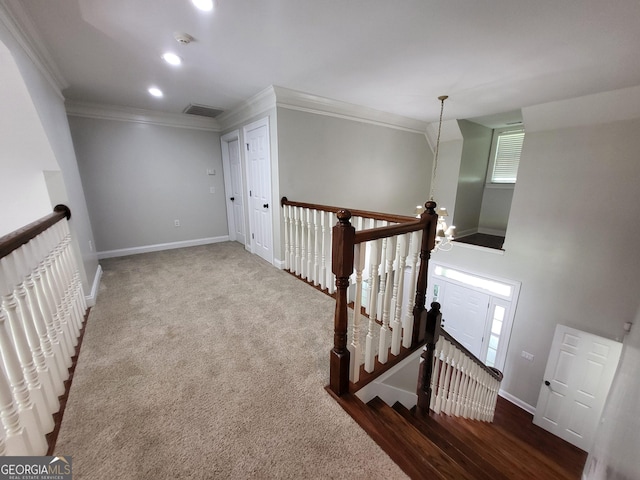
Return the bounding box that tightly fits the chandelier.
[428,95,455,251]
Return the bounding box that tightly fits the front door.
[441,283,490,358]
[533,324,622,451]
[244,119,273,264]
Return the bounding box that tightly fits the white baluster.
[350,243,367,383]
[0,310,47,455]
[294,207,301,276]
[0,260,55,433]
[7,253,60,413]
[444,348,462,415]
[434,340,451,414]
[288,205,295,271]
[391,234,409,355]
[376,233,388,320]
[327,213,335,295]
[0,360,33,455]
[17,246,64,395]
[300,208,307,279]
[313,209,320,285]
[456,357,471,417]
[377,236,396,364]
[402,231,421,349]
[429,338,443,411]
[283,203,290,271]
[320,211,327,290]
[306,208,312,282]
[364,239,382,373]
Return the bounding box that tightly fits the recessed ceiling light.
[148,87,163,98]
[162,52,182,66]
[191,0,213,12]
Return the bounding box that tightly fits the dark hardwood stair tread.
[368,397,476,480]
[431,412,577,480]
[392,402,509,480]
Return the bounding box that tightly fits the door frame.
[428,261,521,372]
[243,117,273,264]
[221,130,245,244]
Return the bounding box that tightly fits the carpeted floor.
[55,242,407,479]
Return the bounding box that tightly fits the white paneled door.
[441,283,490,358]
[244,119,273,264]
[533,325,622,451]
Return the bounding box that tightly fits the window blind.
[491,130,524,183]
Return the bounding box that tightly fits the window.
[488,128,524,184]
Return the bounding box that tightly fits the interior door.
[533,324,622,451]
[227,139,245,245]
[245,120,273,264]
[441,283,490,357]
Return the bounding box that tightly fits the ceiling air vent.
[183,104,224,118]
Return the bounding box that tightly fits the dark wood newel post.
[411,200,437,347]
[417,302,442,414]
[329,209,355,396]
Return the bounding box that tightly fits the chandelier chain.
[429,95,447,201]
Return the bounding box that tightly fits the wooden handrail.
[440,329,504,381]
[281,196,416,224]
[0,205,71,260]
[328,200,438,396]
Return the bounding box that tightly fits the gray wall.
[0,16,99,296]
[277,108,433,216]
[453,120,492,235]
[431,90,640,408]
[478,186,514,235]
[69,116,227,253]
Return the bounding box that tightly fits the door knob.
[230,197,235,201]
[544,380,550,386]
[263,203,269,209]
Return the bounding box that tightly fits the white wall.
[68,116,227,255]
[478,186,513,235]
[0,15,99,296]
[431,87,640,408]
[276,108,433,216]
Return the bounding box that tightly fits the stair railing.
[281,198,438,396]
[418,302,503,421]
[0,205,86,455]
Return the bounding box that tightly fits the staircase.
[329,391,586,480]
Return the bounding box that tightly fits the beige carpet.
[55,242,407,479]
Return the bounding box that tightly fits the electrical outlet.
[174,219,180,227]
[207,168,216,175]
[521,351,534,362]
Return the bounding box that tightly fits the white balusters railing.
[0,206,87,455]
[428,332,502,422]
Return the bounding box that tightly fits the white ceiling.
[8,0,640,123]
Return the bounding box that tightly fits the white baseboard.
[478,227,507,237]
[84,264,103,307]
[273,258,285,269]
[498,389,536,415]
[97,236,230,259]
[455,228,478,238]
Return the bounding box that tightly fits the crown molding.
[217,86,277,131]
[0,0,68,99]
[273,86,428,134]
[65,101,222,131]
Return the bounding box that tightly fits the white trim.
[97,236,229,259]
[0,1,67,98]
[84,264,103,307]
[273,86,428,134]
[65,101,221,131]
[454,228,478,238]
[217,86,277,131]
[273,258,285,269]
[499,389,536,415]
[477,227,507,237]
[218,85,429,134]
